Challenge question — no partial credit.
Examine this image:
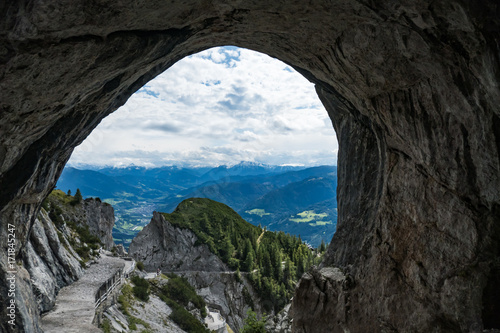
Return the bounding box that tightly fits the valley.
[57,162,338,248]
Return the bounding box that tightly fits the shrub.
[118,284,134,316]
[131,276,150,302]
[101,319,111,333]
[136,261,145,271]
[41,198,50,211]
[159,296,209,333]
[48,203,64,227]
[242,310,267,333]
[161,274,206,316]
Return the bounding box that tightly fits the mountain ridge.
[56,163,338,248]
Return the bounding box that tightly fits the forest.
[162,198,327,312]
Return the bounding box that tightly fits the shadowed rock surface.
[24,209,84,314]
[0,1,499,332]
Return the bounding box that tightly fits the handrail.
[94,270,122,309]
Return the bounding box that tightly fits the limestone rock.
[0,1,499,332]
[180,271,259,332]
[50,196,116,250]
[129,212,226,272]
[291,267,352,332]
[266,303,292,333]
[129,212,260,331]
[24,210,84,313]
[82,199,116,250]
[114,244,127,257]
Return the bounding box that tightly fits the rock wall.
[48,195,116,250]
[181,271,259,332]
[81,199,115,250]
[129,212,226,272]
[24,209,84,314]
[129,212,260,331]
[19,194,115,327]
[0,1,499,332]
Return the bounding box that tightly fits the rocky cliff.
[46,192,116,250]
[129,212,259,331]
[129,211,225,272]
[1,1,499,332]
[24,209,84,314]
[22,190,118,320]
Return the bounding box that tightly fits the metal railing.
[94,270,122,309]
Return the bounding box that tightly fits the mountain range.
[56,162,338,247]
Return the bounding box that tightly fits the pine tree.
[70,188,83,206]
[220,235,235,263]
[67,189,71,196]
[74,188,82,201]
[320,239,326,252]
[241,310,266,333]
[262,251,273,278]
[243,250,254,272]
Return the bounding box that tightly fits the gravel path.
[41,255,125,333]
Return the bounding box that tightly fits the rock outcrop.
[1,1,499,332]
[129,212,226,272]
[24,209,84,313]
[48,194,116,250]
[181,271,260,332]
[129,212,259,331]
[81,199,116,250]
[266,304,292,333]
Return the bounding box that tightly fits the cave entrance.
[1,2,498,332]
[61,46,339,250]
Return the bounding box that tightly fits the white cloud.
[68,46,338,167]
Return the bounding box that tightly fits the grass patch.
[117,283,152,331]
[245,208,271,217]
[128,315,151,330]
[118,284,134,316]
[101,319,111,333]
[289,210,328,223]
[308,221,332,226]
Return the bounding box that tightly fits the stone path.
[41,255,126,333]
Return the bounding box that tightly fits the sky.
[67,46,338,168]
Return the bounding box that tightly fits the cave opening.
[61,46,339,249]
[1,2,499,332]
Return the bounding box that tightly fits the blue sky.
[68,47,338,167]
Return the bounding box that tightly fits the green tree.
[71,188,83,205]
[319,239,327,252]
[67,189,71,196]
[283,258,296,285]
[243,250,255,272]
[220,235,235,263]
[262,251,273,278]
[241,310,267,333]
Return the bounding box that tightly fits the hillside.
[241,175,337,246]
[56,164,337,248]
[132,198,325,314]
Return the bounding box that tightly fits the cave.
[1,1,499,332]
